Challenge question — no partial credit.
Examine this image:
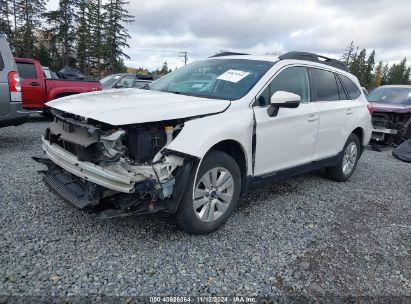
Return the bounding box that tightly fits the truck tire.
[175,150,241,234]
[325,133,361,182]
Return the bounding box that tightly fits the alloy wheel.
[342,142,358,175]
[193,167,234,223]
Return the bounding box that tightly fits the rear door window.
[339,75,361,99]
[311,68,339,101]
[17,62,37,79]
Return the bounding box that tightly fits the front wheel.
[175,150,241,234]
[325,133,361,182]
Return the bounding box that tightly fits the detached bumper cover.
[42,137,135,193]
[43,167,100,209]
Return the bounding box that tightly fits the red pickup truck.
[15,58,101,111]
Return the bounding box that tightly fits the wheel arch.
[206,139,249,197]
[351,127,365,154]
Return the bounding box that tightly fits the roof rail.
[209,51,249,58]
[279,51,349,72]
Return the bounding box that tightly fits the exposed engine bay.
[34,110,197,218]
[371,111,411,144]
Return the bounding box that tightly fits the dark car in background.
[100,74,157,90]
[368,85,411,144]
[0,33,28,128]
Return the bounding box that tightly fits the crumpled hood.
[46,89,231,125]
[371,102,411,114]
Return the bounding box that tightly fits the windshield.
[367,87,411,105]
[133,80,151,88]
[150,59,274,100]
[100,74,122,87]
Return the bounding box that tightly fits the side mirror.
[267,91,301,117]
[115,83,124,88]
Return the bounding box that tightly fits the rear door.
[17,61,45,109]
[0,34,11,115]
[310,68,354,160]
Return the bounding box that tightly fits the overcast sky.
[48,0,411,71]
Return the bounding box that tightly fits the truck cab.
[15,58,102,111]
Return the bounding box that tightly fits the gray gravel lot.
[0,116,410,300]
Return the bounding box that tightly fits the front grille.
[372,112,410,131]
[45,120,101,162]
[372,113,390,128]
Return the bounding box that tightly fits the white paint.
[253,103,319,175]
[46,89,230,125]
[46,56,372,181]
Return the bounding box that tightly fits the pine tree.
[14,0,46,57]
[388,58,409,84]
[349,49,366,84]
[341,41,355,65]
[44,0,78,67]
[381,63,389,85]
[0,0,12,37]
[364,50,375,89]
[88,0,106,76]
[373,61,383,89]
[76,0,92,74]
[404,67,411,84]
[103,0,134,74]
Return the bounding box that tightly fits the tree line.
[342,41,410,90]
[0,0,134,77]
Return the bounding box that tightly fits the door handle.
[307,114,319,122]
[30,82,40,87]
[346,108,353,115]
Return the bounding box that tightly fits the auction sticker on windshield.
[217,69,250,83]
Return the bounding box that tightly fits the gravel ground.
[0,116,410,301]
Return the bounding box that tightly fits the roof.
[379,85,411,88]
[210,55,279,62]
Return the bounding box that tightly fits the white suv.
[36,51,372,234]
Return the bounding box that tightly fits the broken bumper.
[371,127,398,141]
[42,137,135,193]
[43,166,100,209]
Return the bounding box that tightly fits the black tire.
[325,133,361,182]
[174,150,241,234]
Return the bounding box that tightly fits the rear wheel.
[325,133,361,182]
[175,150,241,234]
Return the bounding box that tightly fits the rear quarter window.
[17,62,37,79]
[335,74,348,100]
[311,68,339,101]
[339,75,361,99]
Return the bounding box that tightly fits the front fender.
[166,108,254,175]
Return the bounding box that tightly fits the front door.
[253,66,319,176]
[17,61,45,109]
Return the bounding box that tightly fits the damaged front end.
[34,110,197,218]
[371,111,411,145]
